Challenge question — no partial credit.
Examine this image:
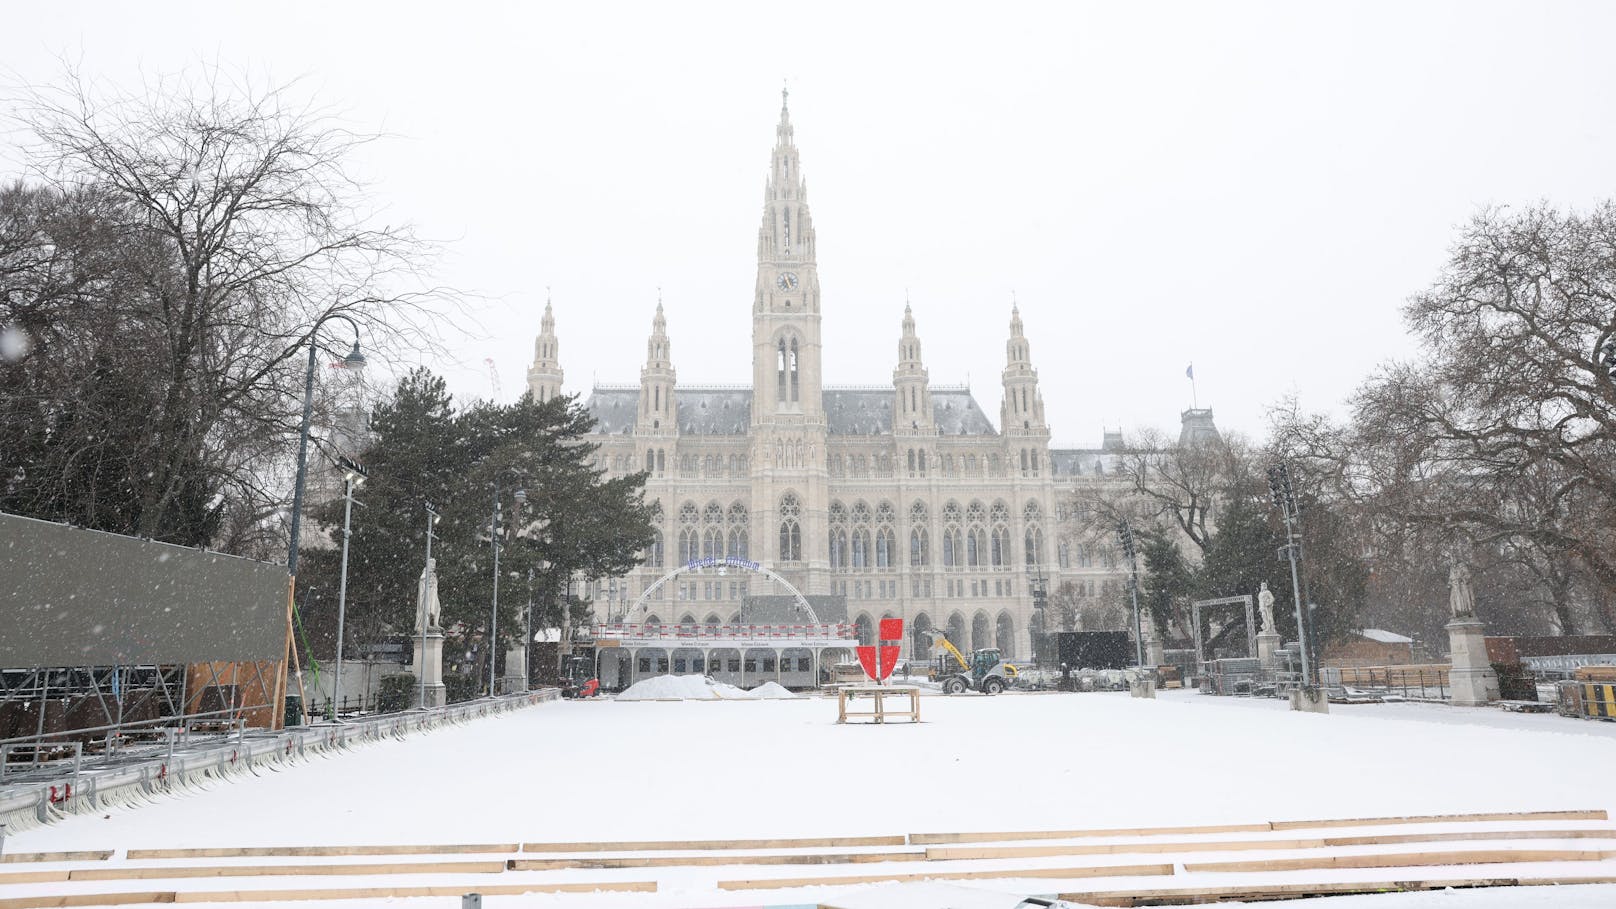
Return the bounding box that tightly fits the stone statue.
[417,558,442,633]
[1449,562,1475,618]
[1257,581,1276,634]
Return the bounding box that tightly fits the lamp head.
[514,488,527,505]
[340,340,366,370]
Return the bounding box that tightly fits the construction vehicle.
[925,630,1019,695]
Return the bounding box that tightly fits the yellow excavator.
[925,630,1019,695]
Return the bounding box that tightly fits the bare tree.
[2,66,454,550]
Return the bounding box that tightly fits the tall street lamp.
[488,480,527,697]
[329,455,368,719]
[1117,521,1145,669]
[1267,463,1315,686]
[280,314,365,729]
[419,502,440,710]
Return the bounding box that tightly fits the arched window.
[829,527,847,569]
[876,527,895,569]
[911,527,929,566]
[1058,540,1070,569]
[645,449,653,472]
[851,528,869,570]
[943,529,959,568]
[966,530,980,567]
[789,338,800,402]
[656,449,665,474]
[990,527,1008,568]
[996,611,1016,659]
[777,339,788,403]
[1025,527,1043,566]
[779,493,802,561]
[703,527,722,559]
[646,531,664,568]
[679,527,699,564]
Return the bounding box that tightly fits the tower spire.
[639,297,676,433]
[526,293,564,403]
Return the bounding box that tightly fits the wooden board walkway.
[1056,875,1616,907]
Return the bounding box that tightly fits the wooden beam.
[510,850,924,871]
[0,894,176,909]
[1058,875,1616,907]
[717,861,1174,890]
[126,844,519,860]
[0,870,72,886]
[1,851,114,864]
[1185,848,1615,873]
[926,827,1616,861]
[911,808,1608,845]
[68,861,507,881]
[168,881,656,902]
[522,834,905,853]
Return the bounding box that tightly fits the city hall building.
[525,92,1215,668]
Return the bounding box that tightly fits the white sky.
[6,1,1616,445]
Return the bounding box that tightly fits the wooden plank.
[522,834,906,853]
[1058,875,1616,907]
[1323,828,1616,847]
[926,838,1328,861]
[169,881,656,902]
[68,860,507,881]
[718,862,1174,890]
[910,823,1272,846]
[510,850,924,870]
[1269,809,1606,830]
[126,844,518,860]
[0,894,175,909]
[927,827,1616,861]
[1185,848,1614,873]
[0,870,73,885]
[1,851,114,864]
[912,808,1608,846]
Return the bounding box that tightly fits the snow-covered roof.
[1358,628,1413,644]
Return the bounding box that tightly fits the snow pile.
[615,674,749,701]
[744,681,799,699]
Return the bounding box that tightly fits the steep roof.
[584,386,998,437]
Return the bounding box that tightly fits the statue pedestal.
[413,631,447,708]
[1143,629,1164,669]
[1257,630,1282,670]
[1447,617,1499,706]
[1290,686,1330,713]
[503,643,529,694]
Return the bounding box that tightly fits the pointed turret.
[638,298,677,433]
[893,301,934,433]
[1001,303,1049,476]
[526,293,564,403]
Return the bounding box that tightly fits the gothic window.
[1020,449,1029,473]
[777,340,787,403]
[1025,527,1043,566]
[646,531,664,568]
[911,527,929,566]
[654,386,660,413]
[703,527,722,560]
[783,206,791,249]
[1031,450,1039,473]
[876,527,895,569]
[966,530,981,567]
[1078,545,1092,568]
[907,449,915,474]
[851,529,869,570]
[991,527,1009,568]
[679,527,698,565]
[645,449,653,472]
[779,493,802,562]
[1058,541,1070,569]
[789,338,800,403]
[942,529,958,568]
[918,450,927,475]
[656,449,665,474]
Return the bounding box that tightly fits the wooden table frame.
[836,686,921,723]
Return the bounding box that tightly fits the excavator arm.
[924,630,970,673]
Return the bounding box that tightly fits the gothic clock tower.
[751,88,829,588]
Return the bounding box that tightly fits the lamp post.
[282,314,365,728]
[1117,521,1145,669]
[419,502,440,711]
[1267,463,1314,686]
[488,481,527,697]
[329,455,367,720]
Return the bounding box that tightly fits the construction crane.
[484,357,502,402]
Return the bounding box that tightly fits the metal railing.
[1322,665,1450,700]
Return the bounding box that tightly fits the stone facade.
[528,93,1212,661]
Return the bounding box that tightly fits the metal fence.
[1322,665,1450,700]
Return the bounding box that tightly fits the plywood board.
[718,861,1174,890]
[522,834,905,853]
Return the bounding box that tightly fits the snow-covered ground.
[9,688,1616,907]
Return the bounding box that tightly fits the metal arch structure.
[625,557,819,624]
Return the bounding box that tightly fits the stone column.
[413,631,447,708]
[503,642,529,694]
[1446,617,1499,706]
[1257,629,1282,670]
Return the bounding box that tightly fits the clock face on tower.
[776,272,799,291]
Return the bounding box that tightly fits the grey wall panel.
[0,513,286,667]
